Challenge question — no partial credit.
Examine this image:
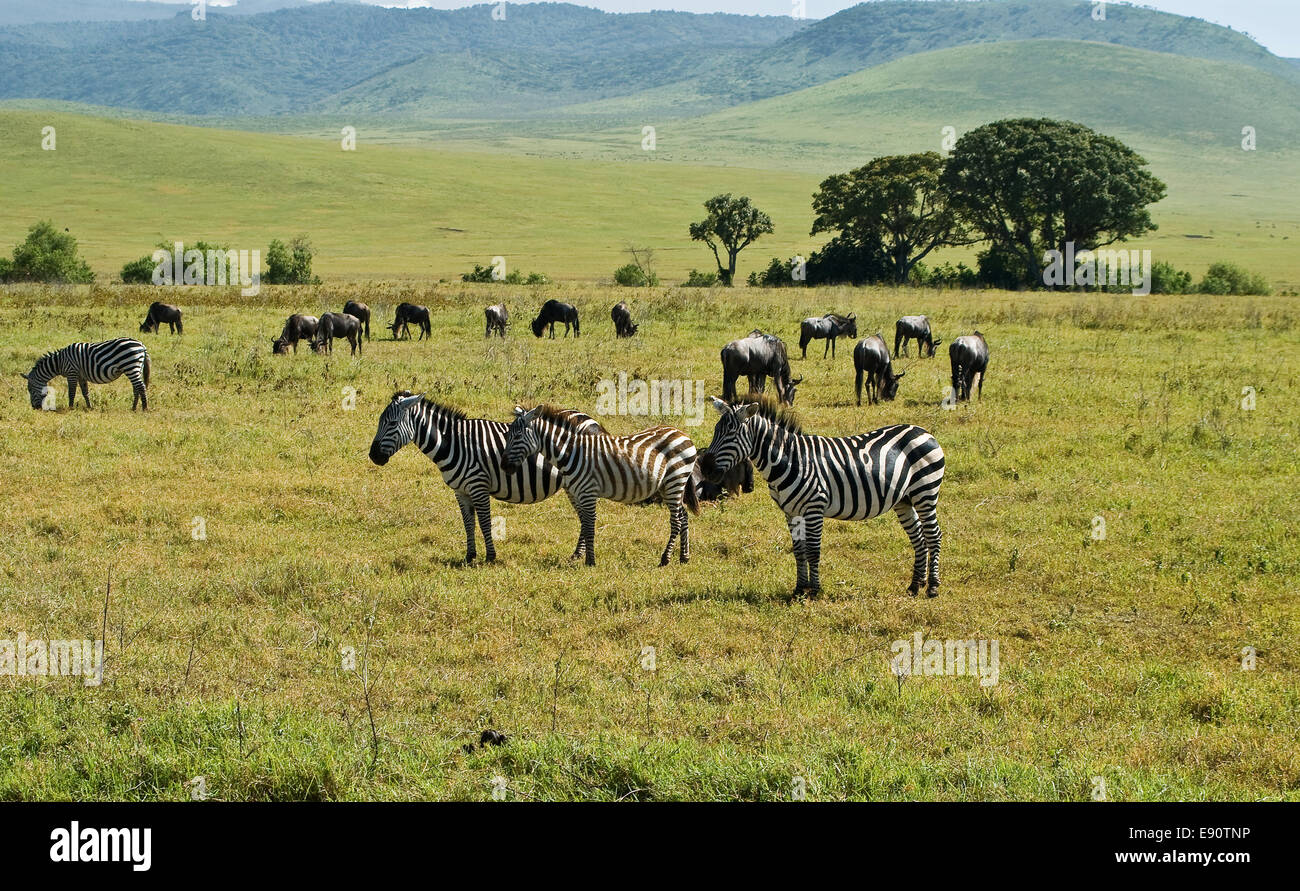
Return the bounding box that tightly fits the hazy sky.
[199,1,1300,57]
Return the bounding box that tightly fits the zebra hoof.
[485,555,496,564]
[907,583,920,597]
[926,585,940,598]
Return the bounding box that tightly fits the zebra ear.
[398,394,422,410]
[709,396,728,413]
[739,402,761,419]
[522,406,543,422]
[20,373,29,379]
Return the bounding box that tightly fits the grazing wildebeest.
[611,302,638,338]
[343,301,371,340]
[139,302,183,335]
[23,339,150,411]
[799,313,856,359]
[949,332,989,401]
[311,312,362,355]
[895,315,941,358]
[369,392,605,564]
[484,304,508,337]
[721,332,801,405]
[272,314,319,354]
[854,334,906,405]
[692,457,753,502]
[700,395,945,597]
[531,300,579,338]
[389,303,431,340]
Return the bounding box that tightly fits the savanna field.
[0,283,1296,800]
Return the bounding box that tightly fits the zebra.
[368,392,606,564]
[699,395,944,598]
[501,405,700,566]
[22,339,150,411]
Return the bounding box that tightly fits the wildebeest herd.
[22,297,991,598]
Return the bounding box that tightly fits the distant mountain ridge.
[0,0,1294,123]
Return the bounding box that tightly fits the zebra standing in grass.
[368,392,606,564]
[22,339,150,411]
[501,406,700,566]
[700,395,944,597]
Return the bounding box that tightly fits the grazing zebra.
[700,395,944,597]
[22,339,151,411]
[501,406,700,566]
[799,313,857,359]
[368,393,606,564]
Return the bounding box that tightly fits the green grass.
[1,283,1297,800]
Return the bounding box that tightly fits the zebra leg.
[473,492,496,563]
[578,494,598,566]
[125,370,147,411]
[66,376,77,409]
[456,493,478,564]
[803,513,825,595]
[916,498,942,597]
[79,379,90,409]
[788,515,809,594]
[564,490,587,560]
[658,504,679,567]
[893,501,928,596]
[679,505,690,564]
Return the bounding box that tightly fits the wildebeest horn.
[791,376,804,385]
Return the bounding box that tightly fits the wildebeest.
[531,300,579,338]
[949,332,989,401]
[311,312,362,355]
[139,302,183,335]
[272,314,319,354]
[721,331,801,405]
[343,301,371,340]
[895,315,941,358]
[854,334,906,405]
[799,313,856,359]
[484,304,508,337]
[611,302,638,338]
[389,303,431,340]
[692,457,753,502]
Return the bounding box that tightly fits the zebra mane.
[736,393,802,434]
[400,392,468,422]
[529,403,595,434]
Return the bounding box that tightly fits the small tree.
[0,221,95,283]
[689,194,773,286]
[265,235,319,285]
[615,244,659,287]
[1199,262,1271,295]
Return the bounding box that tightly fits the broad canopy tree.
[810,151,974,284]
[942,118,1166,286]
[689,193,774,286]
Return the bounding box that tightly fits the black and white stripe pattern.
[23,338,150,411]
[368,393,604,564]
[501,405,699,566]
[701,395,944,597]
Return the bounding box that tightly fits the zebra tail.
[683,475,701,516]
[143,353,151,386]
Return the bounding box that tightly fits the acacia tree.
[810,152,974,284]
[689,194,774,286]
[942,118,1166,286]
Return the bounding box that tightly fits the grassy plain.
[0,283,1296,800]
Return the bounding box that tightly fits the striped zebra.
[501,405,700,566]
[22,338,150,411]
[368,392,605,564]
[700,395,944,597]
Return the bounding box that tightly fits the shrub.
[462,265,548,284]
[747,257,797,287]
[613,263,658,287]
[1198,262,1270,296]
[910,261,978,288]
[681,268,719,287]
[0,221,95,284]
[976,243,1031,290]
[120,255,157,284]
[804,237,891,286]
[264,235,319,285]
[1148,260,1194,294]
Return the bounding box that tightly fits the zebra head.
[369,392,423,465]
[21,361,51,410]
[700,397,760,483]
[501,406,544,472]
